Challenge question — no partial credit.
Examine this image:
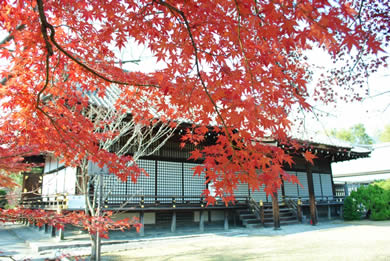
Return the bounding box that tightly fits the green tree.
[343,191,363,220]
[379,125,390,142]
[344,182,390,221]
[330,124,374,145]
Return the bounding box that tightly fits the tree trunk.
[272,191,280,230]
[90,233,97,261]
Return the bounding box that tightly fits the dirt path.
[102,220,390,261]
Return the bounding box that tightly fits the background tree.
[379,124,390,142]
[329,124,374,145]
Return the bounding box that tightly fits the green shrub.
[343,192,363,220]
[344,182,390,221]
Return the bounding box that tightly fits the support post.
[306,163,318,225]
[259,200,265,225]
[328,200,332,220]
[51,225,56,237]
[343,182,349,197]
[44,223,49,233]
[171,211,176,233]
[297,198,302,223]
[224,210,229,231]
[139,211,145,236]
[199,210,204,232]
[340,205,343,218]
[56,204,64,240]
[272,192,280,230]
[57,227,65,240]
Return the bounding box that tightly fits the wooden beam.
[306,163,318,225]
[272,191,280,230]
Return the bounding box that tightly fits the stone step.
[242,218,261,225]
[240,214,257,220]
[245,223,262,228]
[263,207,294,213]
[263,219,298,227]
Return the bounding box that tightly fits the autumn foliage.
[0,0,389,202]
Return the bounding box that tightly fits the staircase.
[238,202,299,228]
[237,209,262,228]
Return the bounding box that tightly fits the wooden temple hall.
[21,132,370,234]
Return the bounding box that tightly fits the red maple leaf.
[303,151,317,165]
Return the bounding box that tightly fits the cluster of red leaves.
[0,208,140,238]
[0,1,388,200]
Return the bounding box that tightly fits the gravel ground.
[102,220,390,261]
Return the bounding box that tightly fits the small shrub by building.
[343,180,390,221]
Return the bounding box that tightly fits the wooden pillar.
[306,164,318,225]
[259,200,265,225]
[51,225,56,237]
[272,191,280,230]
[171,211,176,233]
[44,223,49,233]
[343,182,349,197]
[199,210,205,232]
[57,227,64,240]
[224,210,229,231]
[297,198,302,223]
[139,211,145,236]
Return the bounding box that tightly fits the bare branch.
[36,0,160,89]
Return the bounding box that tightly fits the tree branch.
[157,0,233,142]
[36,0,159,89]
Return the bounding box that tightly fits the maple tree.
[0,0,389,254]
